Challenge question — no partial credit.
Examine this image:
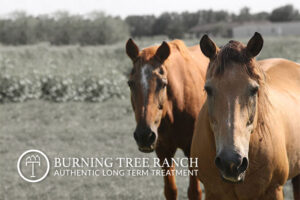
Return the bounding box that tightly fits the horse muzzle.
[133,125,157,153]
[215,150,249,183]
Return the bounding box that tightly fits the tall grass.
[0,43,131,102]
[0,36,300,103]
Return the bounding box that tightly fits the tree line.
[0,4,299,45]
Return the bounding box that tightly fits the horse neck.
[163,51,206,122]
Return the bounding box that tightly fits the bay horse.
[191,32,300,199]
[126,39,209,199]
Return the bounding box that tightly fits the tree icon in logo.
[17,150,50,183]
[25,155,41,177]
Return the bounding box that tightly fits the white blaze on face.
[227,97,233,129]
[140,64,152,97]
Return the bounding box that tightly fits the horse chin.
[138,144,156,153]
[221,172,245,184]
[138,147,154,153]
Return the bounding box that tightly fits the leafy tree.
[181,11,200,29]
[237,7,252,22]
[152,12,172,35]
[0,6,300,44]
[125,15,156,37]
[0,11,129,45]
[269,5,299,22]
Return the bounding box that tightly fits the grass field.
[1,36,300,103]
[0,99,194,199]
[0,36,298,199]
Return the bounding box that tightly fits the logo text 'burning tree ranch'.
[17,150,198,180]
[53,157,199,177]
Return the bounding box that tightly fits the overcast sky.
[0,0,299,18]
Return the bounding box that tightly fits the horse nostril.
[148,131,156,144]
[215,156,223,170]
[158,104,163,110]
[238,157,248,173]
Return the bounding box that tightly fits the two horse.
[126,39,208,199]
[191,32,300,199]
[126,32,300,200]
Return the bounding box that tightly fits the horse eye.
[249,86,259,96]
[204,85,213,96]
[127,80,135,88]
[161,78,167,88]
[159,68,164,75]
[158,78,167,89]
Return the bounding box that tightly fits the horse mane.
[207,40,272,138]
[254,64,272,138]
[167,39,191,60]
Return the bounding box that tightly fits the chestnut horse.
[191,32,300,199]
[126,39,209,199]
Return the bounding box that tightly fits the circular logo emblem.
[17,149,50,183]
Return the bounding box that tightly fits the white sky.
[0,0,299,18]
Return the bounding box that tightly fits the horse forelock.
[219,41,249,65]
[207,40,262,84]
[139,46,158,61]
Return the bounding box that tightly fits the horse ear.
[155,41,170,63]
[200,34,217,59]
[246,32,263,58]
[126,38,139,61]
